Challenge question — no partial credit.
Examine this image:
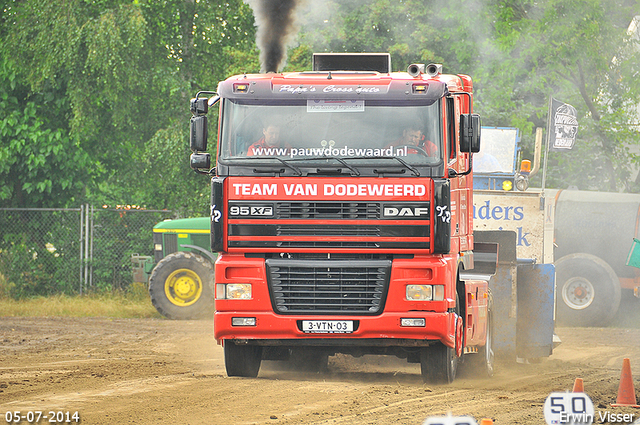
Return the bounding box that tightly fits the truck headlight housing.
[216,283,252,300]
[406,284,445,301]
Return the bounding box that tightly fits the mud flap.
[516,262,555,359]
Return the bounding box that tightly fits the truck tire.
[148,251,214,320]
[224,341,263,378]
[420,342,457,384]
[555,253,621,327]
[420,295,461,384]
[479,300,495,377]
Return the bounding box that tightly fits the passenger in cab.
[386,125,438,156]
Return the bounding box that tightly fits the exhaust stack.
[407,64,425,77]
[425,63,443,78]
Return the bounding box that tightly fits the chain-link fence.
[0,206,175,298]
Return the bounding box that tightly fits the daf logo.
[383,206,430,219]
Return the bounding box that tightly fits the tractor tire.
[148,251,214,320]
[555,253,621,327]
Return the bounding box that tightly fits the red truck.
[189,53,555,383]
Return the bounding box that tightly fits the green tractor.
[148,217,216,319]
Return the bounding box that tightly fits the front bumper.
[214,310,458,348]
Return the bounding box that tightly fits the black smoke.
[246,0,305,73]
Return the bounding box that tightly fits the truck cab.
[188,53,554,383]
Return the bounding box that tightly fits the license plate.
[302,320,354,334]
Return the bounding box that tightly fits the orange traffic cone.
[611,358,640,408]
[479,419,493,425]
[572,378,584,393]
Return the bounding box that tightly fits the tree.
[297,0,640,192]
[480,0,640,191]
[0,53,93,207]
[0,0,257,212]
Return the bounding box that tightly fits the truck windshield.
[219,99,443,166]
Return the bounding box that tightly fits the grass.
[0,283,163,319]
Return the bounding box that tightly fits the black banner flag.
[549,98,578,151]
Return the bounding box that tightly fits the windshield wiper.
[271,157,302,176]
[324,157,360,176]
[289,156,361,176]
[234,156,302,176]
[374,156,420,177]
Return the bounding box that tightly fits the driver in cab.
[247,124,290,156]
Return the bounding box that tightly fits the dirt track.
[1,313,640,425]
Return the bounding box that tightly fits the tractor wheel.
[555,253,621,327]
[148,251,214,320]
[224,341,263,378]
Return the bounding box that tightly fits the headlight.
[406,284,444,301]
[216,283,252,300]
[407,285,432,300]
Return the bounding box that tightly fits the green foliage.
[1,0,639,298]
[138,123,211,217]
[1,0,256,209]
[89,208,172,291]
[0,208,173,298]
[481,0,640,191]
[2,0,637,213]
[0,56,93,207]
[0,210,81,298]
[300,0,639,192]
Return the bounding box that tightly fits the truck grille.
[266,259,391,315]
[227,201,431,251]
[277,202,379,219]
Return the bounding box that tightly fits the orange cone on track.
[611,358,640,408]
[479,419,493,425]
[572,378,584,393]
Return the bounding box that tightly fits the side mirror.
[460,114,481,153]
[190,97,209,115]
[190,152,211,170]
[190,115,208,152]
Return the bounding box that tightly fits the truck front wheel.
[420,342,457,384]
[555,253,621,327]
[148,251,214,320]
[420,299,461,384]
[224,342,263,378]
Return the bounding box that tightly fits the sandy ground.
[1,307,640,425]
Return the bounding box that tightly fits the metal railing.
[0,206,174,298]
